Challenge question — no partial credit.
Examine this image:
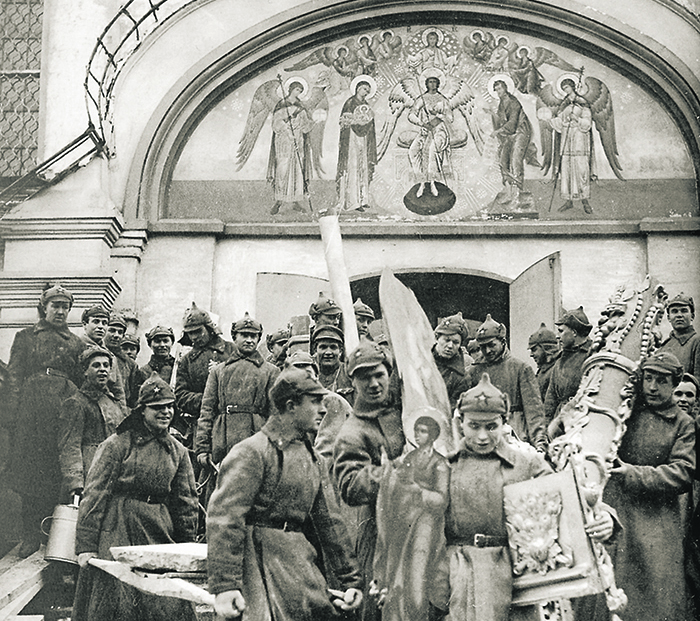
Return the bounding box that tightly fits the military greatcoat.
[73,421,198,621]
[432,346,470,411]
[58,386,125,493]
[207,415,362,621]
[5,319,85,499]
[543,339,591,422]
[333,404,406,621]
[602,402,694,621]
[174,335,235,418]
[195,348,279,464]
[464,348,547,451]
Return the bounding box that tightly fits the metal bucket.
[41,501,79,564]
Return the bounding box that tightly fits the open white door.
[256,272,329,336]
[509,252,561,365]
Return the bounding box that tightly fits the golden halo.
[421,27,445,47]
[495,34,510,47]
[487,73,515,95]
[517,45,532,58]
[357,34,372,46]
[336,45,349,56]
[380,29,394,40]
[470,29,485,43]
[419,67,446,87]
[351,75,377,99]
[556,73,588,98]
[282,76,308,97]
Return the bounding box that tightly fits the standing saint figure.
[551,77,593,213]
[486,76,533,206]
[408,70,453,198]
[268,79,314,214]
[336,76,378,212]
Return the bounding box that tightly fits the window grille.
[0,0,43,181]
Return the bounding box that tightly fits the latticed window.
[0,0,43,182]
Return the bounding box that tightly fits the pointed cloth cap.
[640,351,683,377]
[353,298,375,320]
[121,334,141,352]
[435,312,469,341]
[555,306,592,336]
[528,323,558,348]
[457,373,508,419]
[179,302,219,345]
[309,292,342,318]
[232,312,263,335]
[667,293,694,314]
[266,327,291,352]
[135,372,176,410]
[40,283,73,306]
[475,314,507,342]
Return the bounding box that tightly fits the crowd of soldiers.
[1,283,699,620]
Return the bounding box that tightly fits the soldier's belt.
[225,405,258,414]
[452,533,508,548]
[245,515,304,532]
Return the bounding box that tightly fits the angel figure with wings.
[236,76,329,214]
[538,73,624,214]
[378,68,484,200]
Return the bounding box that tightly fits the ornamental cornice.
[0,216,124,246]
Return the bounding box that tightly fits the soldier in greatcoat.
[313,324,353,399]
[79,305,110,347]
[333,342,405,621]
[527,323,559,401]
[207,368,363,620]
[432,312,472,411]
[603,352,694,621]
[72,374,198,621]
[464,315,547,452]
[354,298,376,340]
[140,325,176,382]
[104,313,146,410]
[174,302,235,437]
[195,313,279,470]
[657,293,700,385]
[5,284,86,557]
[58,346,125,498]
[265,326,290,369]
[544,307,593,429]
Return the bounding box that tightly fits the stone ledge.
[144,218,699,237]
[0,216,124,246]
[0,273,122,310]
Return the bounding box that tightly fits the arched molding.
[124,0,700,225]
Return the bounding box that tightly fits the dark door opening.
[350,271,510,337]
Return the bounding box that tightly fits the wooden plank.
[0,545,22,578]
[0,580,42,621]
[90,559,215,606]
[0,550,48,612]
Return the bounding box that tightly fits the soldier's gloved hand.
[197,453,212,468]
[214,590,246,618]
[78,552,97,568]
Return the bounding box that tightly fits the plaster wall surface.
[133,234,647,339]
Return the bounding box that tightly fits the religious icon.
[335,75,378,212]
[483,74,540,209]
[537,72,623,214]
[236,75,329,214]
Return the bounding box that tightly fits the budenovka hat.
[528,323,558,348]
[457,372,508,419]
[40,283,73,306]
[136,373,176,409]
[309,292,342,318]
[556,306,592,336]
[640,351,683,377]
[667,293,695,314]
[475,314,507,343]
[232,312,263,335]
[435,312,469,342]
[266,327,291,352]
[353,298,375,320]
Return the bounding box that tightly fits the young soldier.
[141,325,176,382]
[657,293,700,385]
[354,298,376,339]
[465,315,547,452]
[527,323,559,401]
[207,368,363,620]
[432,312,471,411]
